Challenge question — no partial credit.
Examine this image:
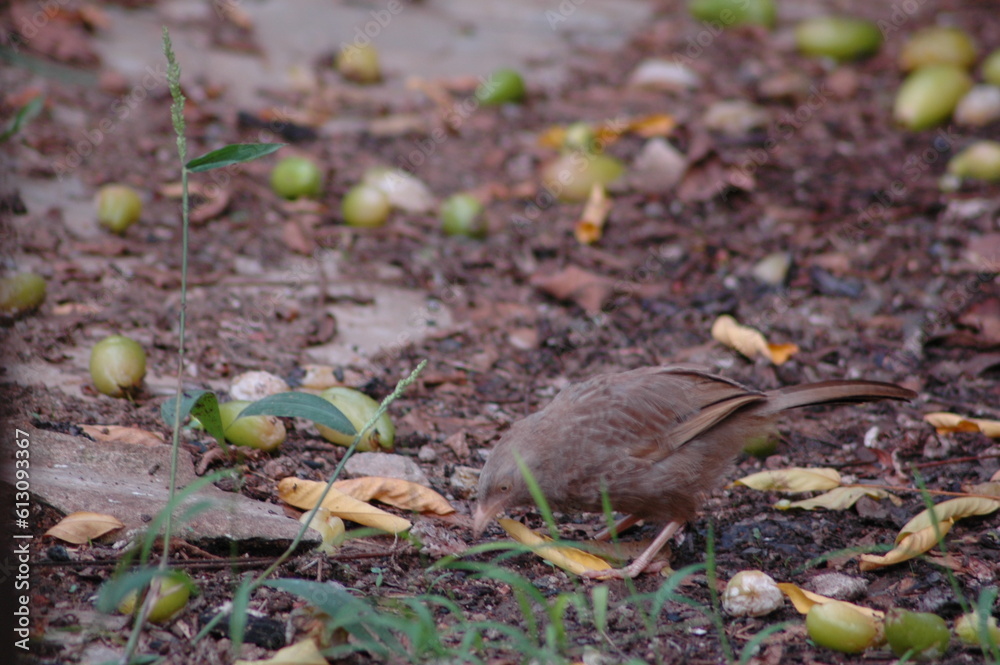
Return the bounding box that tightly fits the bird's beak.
[472,500,502,538]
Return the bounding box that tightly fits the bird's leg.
[582,521,683,580]
[594,514,642,541]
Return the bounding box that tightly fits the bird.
[473,365,916,579]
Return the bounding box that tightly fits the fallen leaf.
[923,412,1000,438]
[711,315,799,365]
[776,583,884,618]
[531,265,614,315]
[79,425,165,446]
[277,477,411,534]
[574,184,611,245]
[44,511,124,544]
[299,507,345,555]
[626,113,677,138]
[333,477,455,515]
[858,520,954,571]
[499,518,612,576]
[896,497,1000,543]
[735,468,842,492]
[234,638,327,665]
[776,486,901,511]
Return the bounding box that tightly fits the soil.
[2,1,999,664]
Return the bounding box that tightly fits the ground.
[1,0,999,664]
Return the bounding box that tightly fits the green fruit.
[341,184,391,228]
[688,0,776,28]
[563,122,598,154]
[541,152,625,202]
[440,193,486,238]
[884,609,950,660]
[899,27,977,72]
[218,400,286,451]
[90,335,146,398]
[337,43,381,84]
[984,49,1000,86]
[475,68,526,105]
[743,434,777,458]
[894,65,973,130]
[954,611,1000,648]
[95,184,142,234]
[0,272,46,316]
[806,601,880,654]
[118,572,193,623]
[316,387,394,452]
[270,156,323,200]
[794,16,882,61]
[947,141,1000,182]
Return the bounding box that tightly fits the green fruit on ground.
[899,26,977,71]
[884,609,950,660]
[794,16,882,61]
[894,65,973,130]
[337,43,382,84]
[118,572,193,623]
[562,122,598,154]
[541,152,625,202]
[954,611,1000,648]
[316,387,395,452]
[95,184,142,234]
[270,156,323,200]
[688,0,776,28]
[218,400,286,451]
[440,193,486,238]
[984,49,1000,86]
[0,272,46,316]
[89,335,146,398]
[805,601,880,654]
[475,68,526,105]
[947,141,1000,182]
[342,184,391,228]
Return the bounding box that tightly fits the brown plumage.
[473,365,916,578]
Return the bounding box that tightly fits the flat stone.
[343,452,430,486]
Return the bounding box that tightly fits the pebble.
[449,465,481,498]
[344,452,430,486]
[808,572,867,600]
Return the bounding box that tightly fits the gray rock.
[344,452,430,486]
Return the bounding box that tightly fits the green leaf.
[0,95,44,144]
[238,392,356,437]
[160,390,226,451]
[185,143,284,172]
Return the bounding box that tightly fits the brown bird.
[473,365,916,579]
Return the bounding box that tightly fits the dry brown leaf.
[924,412,1000,437]
[79,425,165,446]
[234,638,327,665]
[626,113,677,138]
[735,468,842,492]
[776,583,884,618]
[499,518,612,576]
[530,266,614,315]
[776,486,900,511]
[574,184,611,245]
[333,477,455,516]
[710,315,799,365]
[858,520,955,571]
[44,511,124,544]
[277,477,411,534]
[896,497,1000,543]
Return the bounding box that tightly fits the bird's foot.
[593,514,642,542]
[581,558,669,580]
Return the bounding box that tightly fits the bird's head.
[472,441,534,537]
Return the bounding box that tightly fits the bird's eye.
[499,483,511,493]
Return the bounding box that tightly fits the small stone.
[723,570,784,617]
[954,85,1000,127]
[449,465,481,498]
[808,572,867,600]
[230,371,290,401]
[628,59,701,91]
[703,100,770,136]
[343,452,430,486]
[629,138,688,194]
[751,252,792,286]
[417,445,438,462]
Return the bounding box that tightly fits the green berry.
[894,65,973,130]
[337,43,382,84]
[806,601,880,654]
[89,335,146,398]
[218,400,286,451]
[899,27,977,72]
[794,16,883,61]
[270,156,323,200]
[475,68,526,105]
[341,184,391,228]
[440,193,486,238]
[884,609,950,660]
[947,141,1000,182]
[983,49,1000,86]
[0,272,46,316]
[541,152,625,202]
[95,184,142,234]
[118,572,193,623]
[688,0,776,28]
[316,387,394,451]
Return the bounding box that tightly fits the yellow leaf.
[234,638,328,665]
[278,478,411,534]
[574,184,611,245]
[735,468,842,492]
[626,113,677,138]
[499,518,612,576]
[299,507,346,555]
[710,315,799,365]
[79,425,165,446]
[896,497,1000,543]
[333,477,455,516]
[858,520,954,571]
[537,125,567,149]
[776,583,884,618]
[777,486,901,511]
[44,511,125,544]
[923,412,1000,437]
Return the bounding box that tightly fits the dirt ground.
[2,0,999,663]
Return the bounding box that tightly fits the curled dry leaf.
[776,486,902,511]
[858,520,954,571]
[333,476,455,516]
[234,638,328,665]
[277,477,411,534]
[499,518,612,576]
[79,425,165,446]
[735,467,842,492]
[896,497,1000,543]
[300,507,346,555]
[776,583,884,618]
[44,511,125,544]
[710,315,799,365]
[924,412,1000,438]
[574,184,611,245]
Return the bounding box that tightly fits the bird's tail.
[757,380,916,415]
